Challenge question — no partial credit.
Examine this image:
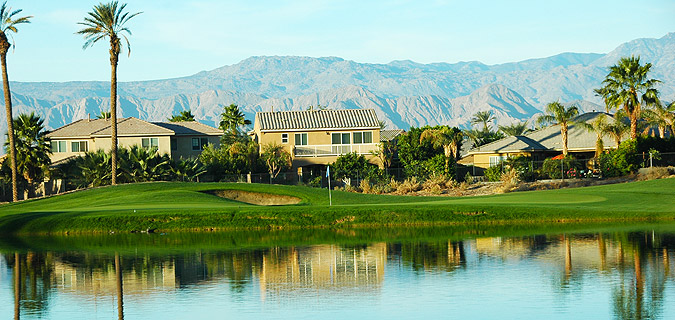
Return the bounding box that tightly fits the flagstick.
[327,166,332,206]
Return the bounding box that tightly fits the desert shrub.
[637,167,671,181]
[360,178,373,194]
[397,177,421,194]
[484,163,505,182]
[422,173,448,191]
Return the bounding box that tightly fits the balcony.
[294,143,378,157]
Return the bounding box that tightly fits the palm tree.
[4,113,51,186]
[595,56,660,139]
[419,126,463,174]
[642,101,675,138]
[169,110,195,122]
[0,2,31,202]
[537,102,580,156]
[498,121,530,136]
[96,110,111,119]
[219,103,251,138]
[578,115,609,158]
[603,112,630,147]
[77,1,141,185]
[470,110,495,132]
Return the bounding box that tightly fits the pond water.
[1,225,675,319]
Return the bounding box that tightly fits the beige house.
[460,112,624,168]
[46,117,222,163]
[253,109,381,169]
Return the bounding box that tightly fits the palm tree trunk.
[1,52,18,202]
[110,53,118,185]
[629,111,638,140]
[561,123,569,156]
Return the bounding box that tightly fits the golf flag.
[326,166,330,177]
[327,166,332,206]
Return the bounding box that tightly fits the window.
[142,138,159,149]
[281,133,288,144]
[294,133,307,145]
[331,132,350,144]
[51,141,67,153]
[489,155,508,167]
[192,137,209,151]
[352,131,373,144]
[71,141,88,152]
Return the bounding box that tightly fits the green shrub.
[542,155,581,179]
[484,163,504,182]
[598,139,640,177]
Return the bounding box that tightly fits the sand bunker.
[208,190,301,206]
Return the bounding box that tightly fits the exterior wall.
[171,135,221,160]
[49,135,221,163]
[471,152,532,169]
[49,138,96,163]
[256,129,381,168]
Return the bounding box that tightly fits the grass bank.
[0,178,674,234]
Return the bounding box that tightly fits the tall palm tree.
[498,121,530,136]
[470,110,495,132]
[419,126,463,174]
[537,102,580,156]
[0,2,31,202]
[77,1,141,185]
[603,112,630,147]
[169,110,195,122]
[595,56,660,139]
[219,103,251,137]
[578,115,609,158]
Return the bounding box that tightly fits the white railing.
[294,143,379,157]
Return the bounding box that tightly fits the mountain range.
[3,32,675,149]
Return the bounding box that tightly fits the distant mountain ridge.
[2,33,675,150]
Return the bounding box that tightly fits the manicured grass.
[0,178,674,234]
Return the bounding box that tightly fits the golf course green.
[0,178,674,234]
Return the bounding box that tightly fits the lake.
[1,224,674,319]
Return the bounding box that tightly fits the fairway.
[0,178,674,234]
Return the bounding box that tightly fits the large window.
[142,138,159,149]
[489,155,508,167]
[50,141,67,153]
[353,131,373,144]
[192,137,209,151]
[71,141,88,152]
[294,133,307,145]
[331,132,350,144]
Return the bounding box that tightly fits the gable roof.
[380,129,405,142]
[255,109,380,132]
[466,112,622,155]
[47,117,221,138]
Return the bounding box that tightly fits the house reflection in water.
[258,244,386,300]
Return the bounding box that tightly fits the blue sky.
[7,0,675,82]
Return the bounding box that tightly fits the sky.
[6,0,675,82]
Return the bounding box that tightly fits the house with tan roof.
[459,112,625,168]
[253,109,382,169]
[46,117,222,163]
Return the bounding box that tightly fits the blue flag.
[326,166,330,177]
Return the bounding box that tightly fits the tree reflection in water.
[1,230,675,319]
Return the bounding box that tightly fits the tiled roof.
[380,129,405,142]
[466,112,623,154]
[152,121,222,136]
[47,117,222,138]
[256,109,380,131]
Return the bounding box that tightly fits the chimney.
[87,113,90,122]
[271,106,274,112]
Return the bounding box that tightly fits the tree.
[419,126,463,174]
[537,102,580,156]
[0,2,31,201]
[603,112,630,147]
[464,128,504,147]
[96,111,111,119]
[595,56,661,139]
[169,110,195,122]
[3,113,50,188]
[642,101,675,138]
[471,110,495,132]
[578,114,609,158]
[77,1,141,185]
[498,121,530,136]
[219,104,251,138]
[261,143,291,180]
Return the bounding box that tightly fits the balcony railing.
[294,143,378,157]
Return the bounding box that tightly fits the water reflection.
[2,230,675,319]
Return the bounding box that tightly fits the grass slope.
[0,178,674,234]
